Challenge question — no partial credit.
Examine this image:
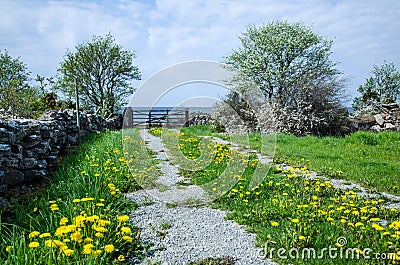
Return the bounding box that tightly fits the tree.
[353,62,400,111]
[58,33,141,117]
[0,50,35,118]
[223,21,347,135]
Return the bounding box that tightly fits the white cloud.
[0,0,399,103]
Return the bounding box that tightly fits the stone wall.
[0,110,122,199]
[350,103,400,132]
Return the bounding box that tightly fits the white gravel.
[126,130,277,265]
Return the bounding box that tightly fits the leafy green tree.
[224,21,341,105]
[58,33,141,117]
[223,21,347,135]
[353,62,400,111]
[0,50,35,117]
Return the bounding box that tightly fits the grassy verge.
[0,129,154,264]
[157,126,400,265]
[248,131,400,196]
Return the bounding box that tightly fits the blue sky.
[1,0,399,107]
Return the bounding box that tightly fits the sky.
[1,0,399,107]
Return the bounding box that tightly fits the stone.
[37,159,47,169]
[20,158,37,169]
[21,134,41,148]
[1,169,24,185]
[385,123,396,130]
[370,125,382,132]
[0,144,11,153]
[373,114,384,126]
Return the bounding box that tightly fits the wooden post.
[124,107,133,128]
[148,109,152,128]
[75,78,81,143]
[185,108,189,125]
[166,109,170,128]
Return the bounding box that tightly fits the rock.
[373,114,384,126]
[1,169,24,185]
[20,158,37,169]
[21,135,41,148]
[385,123,396,130]
[0,144,11,153]
[370,125,382,132]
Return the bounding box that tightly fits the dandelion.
[95,232,103,238]
[92,249,102,257]
[39,233,51,238]
[50,204,59,211]
[62,249,74,256]
[118,255,125,262]
[271,222,279,227]
[372,223,385,231]
[104,244,115,253]
[29,242,40,248]
[29,231,40,238]
[299,236,306,240]
[122,235,133,242]
[292,219,299,223]
[121,226,131,234]
[72,199,81,203]
[60,217,69,226]
[96,203,105,207]
[84,238,92,244]
[5,246,13,252]
[355,222,364,227]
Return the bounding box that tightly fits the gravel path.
[126,130,276,265]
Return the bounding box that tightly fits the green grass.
[251,131,400,196]
[159,126,400,265]
[0,129,156,264]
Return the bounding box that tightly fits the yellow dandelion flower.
[104,244,115,253]
[29,242,40,248]
[5,246,13,252]
[122,235,133,242]
[92,249,102,257]
[29,231,40,238]
[39,233,51,238]
[62,249,74,256]
[121,227,131,234]
[271,222,279,227]
[298,236,306,240]
[95,232,103,238]
[292,219,299,223]
[118,255,125,261]
[72,199,81,203]
[96,203,105,207]
[60,217,68,226]
[117,215,129,222]
[84,238,92,244]
[70,231,82,242]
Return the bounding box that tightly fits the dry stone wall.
[350,103,400,132]
[0,110,122,200]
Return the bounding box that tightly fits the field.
[150,126,400,264]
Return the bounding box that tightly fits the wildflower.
[70,231,83,242]
[50,204,59,211]
[118,255,125,262]
[231,189,238,193]
[121,226,131,234]
[81,197,94,202]
[95,232,103,238]
[370,218,380,222]
[62,249,74,256]
[299,236,306,240]
[122,235,133,242]
[29,242,40,248]
[39,233,51,238]
[33,207,38,212]
[92,249,102,257]
[29,231,40,238]
[72,199,81,203]
[271,222,279,227]
[372,223,385,231]
[60,217,69,226]
[5,246,13,252]
[84,238,92,244]
[292,219,299,223]
[98,219,111,226]
[355,222,364,227]
[83,244,94,255]
[45,240,57,248]
[96,203,105,207]
[104,244,115,253]
[327,217,334,221]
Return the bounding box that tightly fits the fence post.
[166,109,170,128]
[148,110,152,128]
[124,107,133,128]
[185,108,189,125]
